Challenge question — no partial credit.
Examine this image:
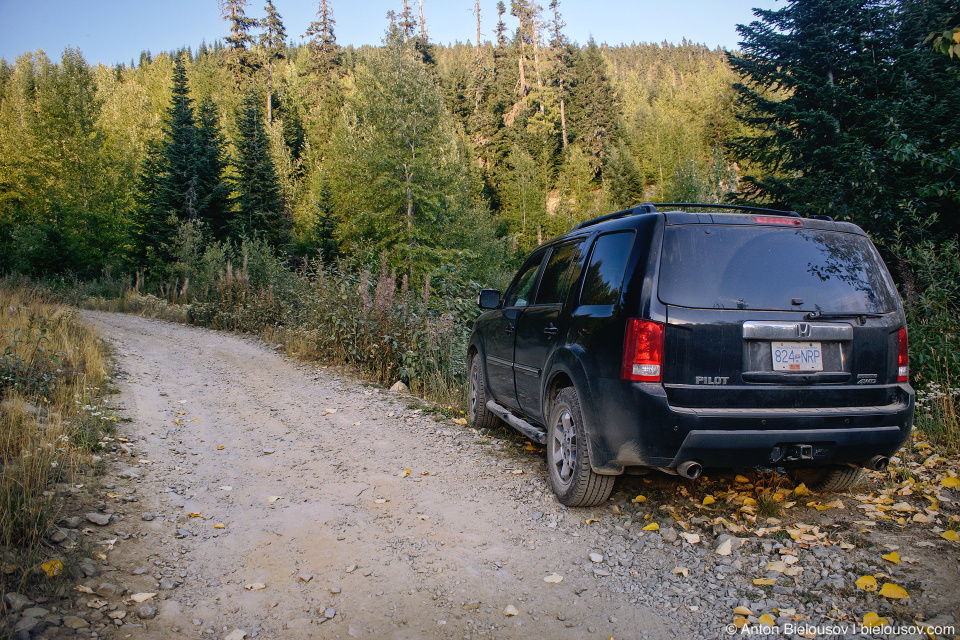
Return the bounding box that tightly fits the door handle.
[505,324,516,334]
[543,325,559,336]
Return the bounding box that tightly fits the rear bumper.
[667,426,906,468]
[585,379,914,473]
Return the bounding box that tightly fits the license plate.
[772,342,823,372]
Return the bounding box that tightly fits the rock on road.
[81,311,677,640]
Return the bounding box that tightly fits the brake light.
[623,319,664,382]
[753,216,803,227]
[897,327,909,383]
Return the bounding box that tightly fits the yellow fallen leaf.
[631,495,647,503]
[76,585,95,594]
[324,408,337,414]
[585,519,599,524]
[374,498,388,504]
[138,459,153,464]
[855,575,878,591]
[735,475,750,483]
[742,497,757,507]
[702,495,716,506]
[878,582,909,599]
[267,496,282,503]
[758,614,776,625]
[193,418,199,421]
[863,612,888,627]
[940,529,959,542]
[214,523,225,529]
[453,417,468,426]
[543,574,563,583]
[733,606,754,616]
[940,476,960,489]
[882,551,900,564]
[765,561,787,573]
[245,583,266,591]
[642,523,659,531]
[734,616,748,629]
[400,469,411,477]
[753,578,775,586]
[793,483,810,496]
[217,445,224,450]
[188,512,202,518]
[41,559,63,578]
[672,566,689,577]
[839,541,855,550]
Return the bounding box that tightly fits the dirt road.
[79,311,677,640]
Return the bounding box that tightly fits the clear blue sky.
[0,0,781,67]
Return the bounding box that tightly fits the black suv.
[467,204,914,506]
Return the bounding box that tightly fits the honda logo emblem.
[796,323,812,338]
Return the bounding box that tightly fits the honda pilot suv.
[467,203,914,506]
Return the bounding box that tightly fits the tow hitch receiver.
[770,444,814,463]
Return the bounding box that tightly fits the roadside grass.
[61,249,480,413]
[0,280,115,594]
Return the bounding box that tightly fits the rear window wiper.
[804,311,886,325]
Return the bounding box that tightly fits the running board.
[485,400,547,445]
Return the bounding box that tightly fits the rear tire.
[789,465,863,492]
[468,353,499,429]
[547,387,615,507]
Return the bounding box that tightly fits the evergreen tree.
[569,39,618,177]
[729,0,960,241]
[233,88,288,249]
[139,56,231,259]
[219,0,259,86]
[331,26,468,278]
[260,0,287,123]
[195,97,232,240]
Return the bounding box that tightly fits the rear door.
[656,220,902,411]
[483,251,547,411]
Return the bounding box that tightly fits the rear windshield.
[658,225,898,313]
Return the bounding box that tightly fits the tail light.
[897,327,909,383]
[623,319,664,382]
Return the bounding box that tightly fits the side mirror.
[477,289,502,310]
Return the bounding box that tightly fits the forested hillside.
[0,0,752,282]
[0,0,957,395]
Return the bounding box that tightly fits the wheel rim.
[552,408,576,485]
[469,362,478,419]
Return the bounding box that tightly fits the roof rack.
[573,202,802,230]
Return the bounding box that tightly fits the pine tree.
[331,26,467,278]
[219,0,259,87]
[569,39,618,177]
[728,0,894,219]
[304,0,340,75]
[195,97,232,240]
[233,88,288,249]
[260,0,287,123]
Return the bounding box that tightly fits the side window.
[535,242,582,305]
[580,231,636,306]
[505,253,545,308]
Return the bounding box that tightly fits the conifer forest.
[0,0,958,396]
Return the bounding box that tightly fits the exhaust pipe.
[866,455,889,472]
[675,460,703,480]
